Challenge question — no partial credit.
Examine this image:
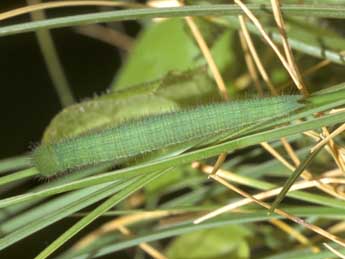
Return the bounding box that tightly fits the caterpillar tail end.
[32,145,61,177]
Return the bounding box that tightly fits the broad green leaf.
[166,225,251,259]
[114,19,200,88]
[42,95,179,143]
[113,18,233,90]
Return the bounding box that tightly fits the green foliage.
[0,2,345,259]
[114,19,200,88]
[166,225,251,259]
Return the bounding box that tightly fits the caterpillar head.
[32,145,61,177]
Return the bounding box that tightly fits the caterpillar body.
[33,95,304,177]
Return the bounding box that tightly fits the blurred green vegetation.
[0,1,345,259]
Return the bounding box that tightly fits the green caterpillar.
[32,95,303,177]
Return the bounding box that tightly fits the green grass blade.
[269,144,324,213]
[57,207,345,259]
[34,169,171,259]
[262,244,344,259]
[0,168,38,187]
[27,0,74,107]
[0,163,113,223]
[1,5,345,37]
[220,16,345,65]
[0,155,31,174]
[0,109,343,209]
[0,180,131,250]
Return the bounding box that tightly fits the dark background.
[0,1,141,158]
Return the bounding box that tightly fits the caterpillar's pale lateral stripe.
[33,95,303,177]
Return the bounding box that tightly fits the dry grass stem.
[301,60,331,78]
[272,0,343,178]
[73,210,174,250]
[280,137,301,165]
[75,25,134,51]
[280,59,331,90]
[311,123,345,153]
[206,173,345,248]
[182,3,230,180]
[184,16,229,100]
[269,218,319,252]
[238,29,263,95]
[194,163,344,223]
[118,226,168,259]
[237,6,318,198]
[323,242,345,259]
[270,0,308,96]
[0,1,143,21]
[238,15,278,95]
[235,0,303,94]
[328,221,345,235]
[262,141,345,200]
